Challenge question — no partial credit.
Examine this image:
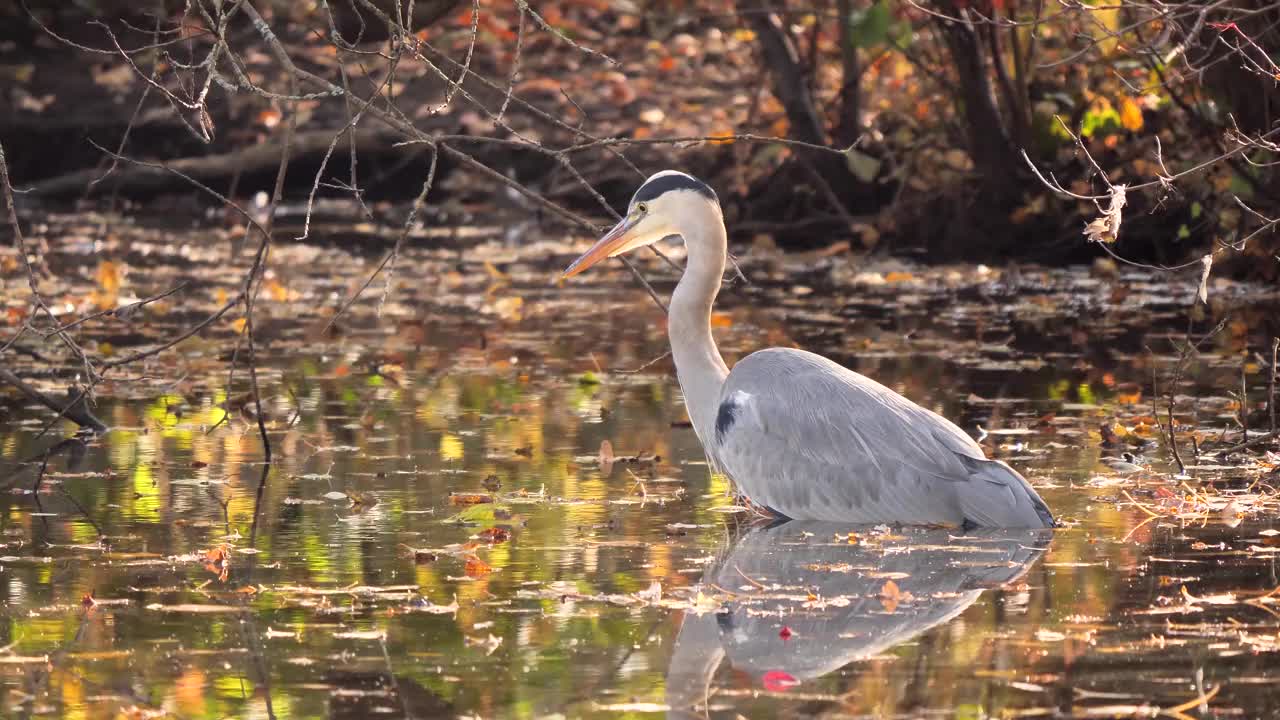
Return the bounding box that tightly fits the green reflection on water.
[2,254,1279,719]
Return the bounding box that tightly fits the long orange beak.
[561,214,642,279]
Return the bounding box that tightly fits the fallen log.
[27,126,409,199]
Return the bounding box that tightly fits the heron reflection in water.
[562,171,1054,527]
[664,522,1050,718]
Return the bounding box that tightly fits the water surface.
[3,220,1280,718]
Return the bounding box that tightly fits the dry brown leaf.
[1082,185,1127,244]
[1195,253,1213,305]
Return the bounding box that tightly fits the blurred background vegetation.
[0,0,1277,274]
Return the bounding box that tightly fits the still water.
[3,221,1280,718]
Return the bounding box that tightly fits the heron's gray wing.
[711,348,1053,526]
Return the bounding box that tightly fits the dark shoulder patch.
[714,397,738,441]
[632,173,717,204]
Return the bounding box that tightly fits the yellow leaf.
[96,261,121,295]
[266,279,289,302]
[440,433,464,461]
[482,261,508,280]
[1119,96,1144,132]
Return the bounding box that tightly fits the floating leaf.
[465,554,492,577]
[450,492,494,506]
[879,579,901,612]
[762,670,800,692]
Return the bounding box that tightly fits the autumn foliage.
[0,0,1275,271]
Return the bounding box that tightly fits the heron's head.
[561,170,719,278]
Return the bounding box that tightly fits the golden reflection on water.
[2,244,1280,718]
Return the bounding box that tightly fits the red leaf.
[762,670,800,692]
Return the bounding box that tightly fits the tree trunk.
[835,0,861,148]
[737,0,828,147]
[932,10,1025,200]
[736,0,875,214]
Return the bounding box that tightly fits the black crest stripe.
[632,174,717,204]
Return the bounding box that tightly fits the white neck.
[668,208,730,446]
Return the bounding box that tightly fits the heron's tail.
[955,455,1056,529]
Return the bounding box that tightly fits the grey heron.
[562,170,1055,528]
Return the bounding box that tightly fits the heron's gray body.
[566,170,1054,528]
[708,348,1054,526]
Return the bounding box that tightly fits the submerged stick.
[0,369,107,433]
[1270,337,1278,435]
[1241,357,1250,441]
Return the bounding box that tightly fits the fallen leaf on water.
[202,544,230,582]
[879,579,901,613]
[599,439,615,474]
[450,492,494,506]
[1181,585,1236,605]
[465,554,492,577]
[761,669,800,692]
[637,580,662,603]
[146,604,241,613]
[332,629,386,640]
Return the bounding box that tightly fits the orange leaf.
[1119,96,1144,132]
[449,493,494,505]
[478,527,510,543]
[257,108,282,129]
[879,579,901,613]
[202,545,230,582]
[708,129,735,146]
[465,554,492,577]
[96,260,121,295]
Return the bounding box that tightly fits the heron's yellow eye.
[635,202,648,215]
